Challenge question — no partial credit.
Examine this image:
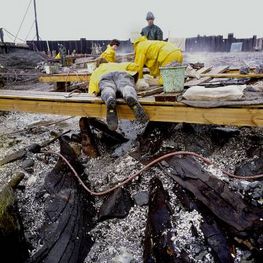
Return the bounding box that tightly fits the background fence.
[26,34,263,54]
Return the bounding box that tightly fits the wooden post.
[33,0,40,42]
[252,35,257,51]
[80,38,87,54]
[227,33,234,52]
[79,117,100,157]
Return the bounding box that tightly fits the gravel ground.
[0,113,262,263]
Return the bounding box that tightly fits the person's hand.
[136,78,150,91]
[144,75,161,86]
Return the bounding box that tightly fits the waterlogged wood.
[0,148,27,166]
[0,173,25,233]
[173,185,234,263]
[144,177,190,263]
[0,172,28,262]
[163,156,263,248]
[79,117,100,157]
[30,138,95,263]
[87,117,128,144]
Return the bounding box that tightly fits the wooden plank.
[184,66,229,87]
[155,92,180,102]
[39,74,90,83]
[137,87,163,97]
[0,90,176,106]
[200,73,263,79]
[185,67,212,81]
[226,67,256,73]
[2,90,263,108]
[1,96,263,127]
[196,66,212,74]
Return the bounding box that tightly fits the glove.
[136,78,150,91]
[143,75,161,86]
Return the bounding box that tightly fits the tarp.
[183,85,247,101]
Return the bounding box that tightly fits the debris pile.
[0,49,47,90]
[1,109,262,262]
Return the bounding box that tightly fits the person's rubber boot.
[106,98,118,131]
[126,96,149,123]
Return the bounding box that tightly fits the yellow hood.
[100,44,116,63]
[133,36,147,47]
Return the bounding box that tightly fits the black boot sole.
[126,97,149,123]
[106,99,118,131]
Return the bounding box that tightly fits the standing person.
[55,44,67,66]
[100,39,120,63]
[141,12,163,41]
[89,60,148,131]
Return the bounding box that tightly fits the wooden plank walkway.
[39,73,90,83]
[0,90,263,127]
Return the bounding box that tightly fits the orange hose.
[41,151,263,196]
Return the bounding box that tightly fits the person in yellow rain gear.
[132,35,183,84]
[89,59,148,131]
[100,39,120,63]
[55,44,66,66]
[55,52,61,59]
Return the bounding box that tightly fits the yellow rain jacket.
[100,45,116,62]
[89,62,139,95]
[134,36,183,79]
[55,52,61,59]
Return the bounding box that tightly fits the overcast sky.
[1,0,262,42]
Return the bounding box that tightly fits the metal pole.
[33,0,40,41]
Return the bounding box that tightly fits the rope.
[25,20,35,40]
[40,150,263,197]
[15,0,33,43]
[3,28,26,43]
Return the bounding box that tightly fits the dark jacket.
[141,25,163,41]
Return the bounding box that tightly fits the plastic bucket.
[160,66,186,93]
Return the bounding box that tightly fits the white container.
[86,62,97,73]
[44,65,59,74]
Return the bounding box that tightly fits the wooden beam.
[201,73,263,79]
[196,66,212,74]
[0,90,263,127]
[39,74,90,83]
[137,87,163,97]
[185,66,229,87]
